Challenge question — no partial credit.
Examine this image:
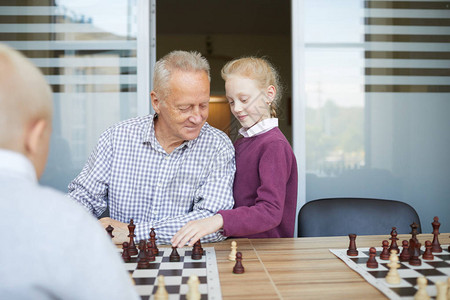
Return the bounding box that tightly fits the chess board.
[330,246,450,299]
[120,247,222,300]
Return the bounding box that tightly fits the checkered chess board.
[121,247,222,300]
[330,246,450,299]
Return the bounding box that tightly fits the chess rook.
[347,233,358,256]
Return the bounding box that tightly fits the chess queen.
[172,57,298,247]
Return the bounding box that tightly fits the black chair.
[297,198,421,237]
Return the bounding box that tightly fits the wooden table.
[204,233,450,299]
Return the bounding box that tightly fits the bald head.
[0,44,53,177]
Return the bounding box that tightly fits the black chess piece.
[105,225,114,238]
[191,241,202,260]
[148,228,159,256]
[422,240,434,260]
[380,240,390,260]
[431,216,442,253]
[399,240,410,262]
[136,241,150,269]
[146,242,155,262]
[127,219,138,256]
[233,252,245,274]
[121,242,130,263]
[170,247,181,262]
[366,247,378,269]
[347,233,358,256]
[409,243,422,266]
[409,222,419,257]
[388,227,399,253]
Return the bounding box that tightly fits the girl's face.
[225,75,273,129]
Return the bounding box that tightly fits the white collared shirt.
[239,118,279,138]
[0,149,37,183]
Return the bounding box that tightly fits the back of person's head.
[0,43,53,176]
[153,50,210,101]
[221,56,282,117]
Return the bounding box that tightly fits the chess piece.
[414,276,430,300]
[149,228,159,255]
[228,241,237,261]
[399,240,411,262]
[380,240,390,260]
[146,242,155,262]
[347,234,358,256]
[388,227,399,253]
[137,241,150,269]
[409,222,420,256]
[435,280,447,300]
[366,247,378,269]
[191,241,202,260]
[197,240,204,256]
[431,216,442,253]
[154,275,169,300]
[127,219,138,256]
[169,246,181,262]
[385,250,401,284]
[233,252,245,274]
[186,274,201,300]
[121,242,131,263]
[105,225,114,238]
[409,243,422,266]
[422,240,434,260]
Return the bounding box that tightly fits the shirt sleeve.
[67,129,112,217]
[219,140,294,237]
[134,143,236,244]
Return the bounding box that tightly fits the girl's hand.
[171,214,224,247]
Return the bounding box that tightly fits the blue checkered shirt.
[68,114,235,244]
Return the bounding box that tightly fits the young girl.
[172,57,298,247]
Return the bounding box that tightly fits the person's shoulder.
[99,115,151,140]
[200,123,234,148]
[259,128,294,153]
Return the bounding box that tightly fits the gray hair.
[153,50,210,100]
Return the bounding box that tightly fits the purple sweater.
[218,128,298,238]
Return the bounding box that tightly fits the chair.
[297,198,421,237]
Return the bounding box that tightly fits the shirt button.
[157,182,162,187]
[164,156,169,160]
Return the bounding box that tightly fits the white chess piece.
[186,274,201,300]
[154,275,169,300]
[228,240,237,261]
[447,277,450,300]
[435,281,447,300]
[414,276,430,300]
[385,250,401,284]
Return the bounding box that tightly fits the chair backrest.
[297,198,421,237]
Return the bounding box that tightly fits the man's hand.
[171,214,224,248]
[99,217,129,245]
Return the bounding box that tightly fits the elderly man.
[0,44,139,299]
[69,50,235,244]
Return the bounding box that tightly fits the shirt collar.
[0,149,37,183]
[239,118,278,138]
[143,114,203,152]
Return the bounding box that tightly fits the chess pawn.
[121,242,131,263]
[191,241,202,260]
[347,233,358,256]
[169,246,180,262]
[186,274,201,300]
[434,280,447,300]
[154,275,169,300]
[366,247,378,269]
[233,252,245,274]
[388,227,399,253]
[399,240,411,262]
[228,241,237,261]
[414,276,430,300]
[380,240,390,260]
[422,240,434,260]
[385,250,401,285]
